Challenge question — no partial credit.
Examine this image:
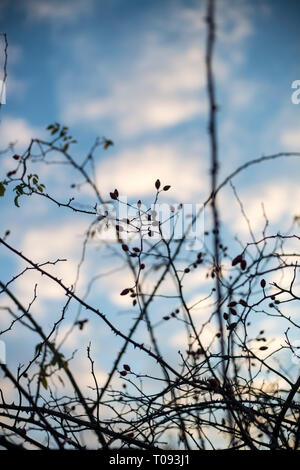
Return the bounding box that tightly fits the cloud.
[94,142,208,202]
[61,40,209,135]
[227,79,259,109]
[58,2,251,136]
[0,116,40,153]
[65,94,205,136]
[57,0,257,138]
[222,179,300,237]
[217,1,253,45]
[25,0,94,22]
[15,220,88,302]
[180,0,253,45]
[280,128,300,150]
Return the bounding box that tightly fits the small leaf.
[40,376,48,390]
[103,138,114,150]
[0,183,6,197]
[14,195,20,208]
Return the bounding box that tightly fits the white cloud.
[55,0,258,138]
[15,221,88,302]
[280,128,300,150]
[65,93,205,136]
[223,179,300,237]
[95,142,208,202]
[25,0,94,22]
[180,0,253,45]
[61,39,209,135]
[0,116,39,153]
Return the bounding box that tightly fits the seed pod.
[155,179,161,190]
[239,299,247,307]
[260,279,266,288]
[232,254,243,266]
[163,185,171,191]
[228,301,237,307]
[120,288,130,296]
[207,378,220,389]
[110,191,118,200]
[122,244,129,252]
[240,259,247,270]
[120,371,127,377]
[123,364,131,371]
[259,346,268,351]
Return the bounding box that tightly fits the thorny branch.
[0,2,300,450]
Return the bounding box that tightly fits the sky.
[1,0,300,423]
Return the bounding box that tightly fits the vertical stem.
[205,0,226,378]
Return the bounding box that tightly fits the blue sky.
[1,0,300,416]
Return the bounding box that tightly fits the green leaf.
[14,195,20,208]
[41,375,48,390]
[0,182,6,197]
[35,343,42,355]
